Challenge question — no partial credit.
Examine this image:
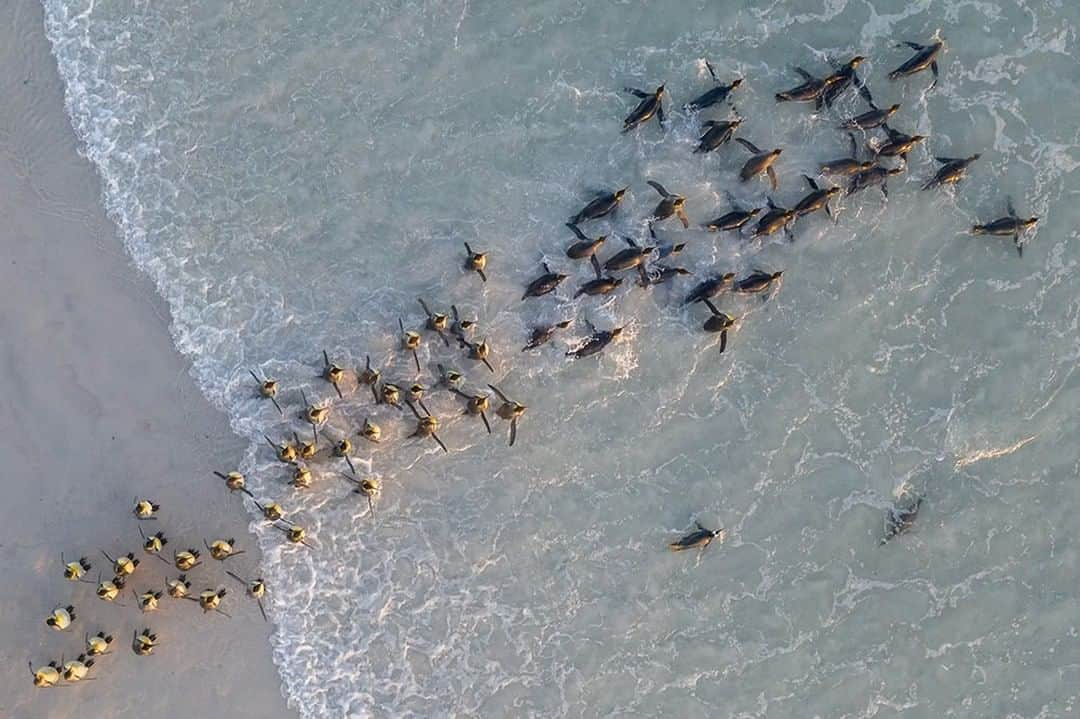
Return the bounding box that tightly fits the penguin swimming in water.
[774,66,841,107]
[463,241,487,282]
[226,571,269,622]
[603,235,655,276]
[299,388,330,443]
[398,318,423,373]
[488,384,526,447]
[565,223,606,275]
[793,175,842,220]
[642,264,691,287]
[339,473,381,516]
[703,201,761,233]
[357,355,381,404]
[213,470,254,498]
[922,153,980,191]
[684,62,742,112]
[872,123,926,163]
[265,433,298,463]
[138,527,168,555]
[971,196,1039,257]
[62,655,95,683]
[622,85,666,133]
[734,270,784,297]
[847,163,905,199]
[889,39,944,89]
[248,369,283,415]
[132,628,158,656]
[30,659,62,688]
[566,320,624,360]
[85,631,114,656]
[821,133,876,177]
[693,117,742,154]
[452,387,493,434]
[821,55,869,108]
[735,138,783,190]
[132,498,159,521]
[749,197,797,240]
[417,298,452,347]
[522,262,568,300]
[668,521,725,552]
[320,350,345,398]
[702,300,738,354]
[62,554,93,583]
[522,320,572,351]
[682,272,735,306]
[575,258,623,298]
[569,187,627,226]
[406,400,449,453]
[646,180,690,228]
[102,550,139,577]
[459,336,496,373]
[205,538,244,561]
[165,574,192,599]
[881,492,924,544]
[45,605,76,631]
[839,96,901,131]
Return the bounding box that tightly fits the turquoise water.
[44,0,1079,716]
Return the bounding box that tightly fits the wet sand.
[0,2,294,716]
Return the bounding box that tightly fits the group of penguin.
[31,497,271,687]
[31,35,1042,690]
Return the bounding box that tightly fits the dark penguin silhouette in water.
[682,271,735,306]
[694,117,742,154]
[749,197,797,240]
[889,39,944,89]
[821,56,870,108]
[622,85,666,133]
[703,193,761,232]
[821,133,876,178]
[922,153,980,191]
[564,223,606,275]
[668,521,724,552]
[872,123,927,163]
[603,234,655,276]
[838,90,901,131]
[735,138,782,190]
[881,492,924,544]
[684,61,742,112]
[575,258,623,299]
[702,299,737,354]
[774,66,841,108]
[793,175,842,221]
[972,196,1039,257]
[847,163,905,199]
[646,180,690,228]
[568,187,627,226]
[522,320,572,352]
[566,320,624,360]
[522,262,568,300]
[734,269,784,298]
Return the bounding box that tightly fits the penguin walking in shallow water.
[213,470,254,498]
[821,133,876,178]
[321,350,345,398]
[226,571,269,622]
[682,272,735,306]
[406,400,449,453]
[357,355,381,404]
[417,298,452,347]
[821,56,869,108]
[300,388,330,443]
[749,197,797,240]
[340,473,381,516]
[703,195,761,233]
[889,39,944,90]
[489,384,526,447]
[452,387,493,434]
[522,320,572,352]
[693,117,742,154]
[399,318,423,374]
[838,94,901,132]
[248,369,283,414]
[793,175,842,221]
[622,85,666,133]
[971,196,1039,257]
[871,123,926,163]
[684,62,742,112]
[463,242,487,282]
[575,257,623,299]
[702,299,738,354]
[265,433,298,463]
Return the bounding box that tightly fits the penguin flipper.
[898,41,925,50]
[735,137,761,154]
[767,166,778,191]
[590,254,601,276]
[646,180,669,197]
[508,419,518,447]
[477,268,487,282]
[432,433,449,454]
[270,396,283,415]
[719,329,728,354]
[929,61,939,89]
[480,411,492,434]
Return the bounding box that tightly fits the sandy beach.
[0,2,293,716]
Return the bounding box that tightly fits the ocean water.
[42,0,1079,716]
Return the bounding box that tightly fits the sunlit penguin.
[407,383,431,416]
[922,153,980,191]
[702,299,739,354]
[453,388,492,434]
[248,368,283,415]
[645,180,689,228]
[565,223,606,275]
[821,133,876,177]
[62,654,95,683]
[289,464,313,489]
[357,354,382,404]
[622,84,666,133]
[971,196,1039,257]
[213,470,254,498]
[226,571,269,622]
[321,350,345,399]
[299,389,331,443]
[138,527,168,556]
[703,204,761,233]
[334,435,357,474]
[872,123,926,164]
[30,659,62,688]
[463,241,488,282]
[888,38,944,89]
[406,400,449,453]
[134,588,163,613]
[459,336,495,373]
[693,117,742,154]
[565,320,624,360]
[61,553,93,583]
[165,574,192,600]
[379,382,405,410]
[774,66,841,107]
[821,56,869,108]
[522,320,572,352]
[749,197,798,240]
[85,631,114,657]
[574,258,623,298]
[205,538,244,561]
[45,605,76,631]
[733,270,784,298]
[399,318,423,373]
[682,272,735,306]
[294,429,318,461]
[436,363,465,391]
[838,98,901,132]
[450,304,478,340]
[568,187,627,226]
[668,521,725,552]
[132,628,158,656]
[264,434,298,464]
[188,587,230,617]
[417,298,452,347]
[132,498,159,521]
[339,473,381,516]
[254,500,287,523]
[96,574,126,605]
[488,384,526,447]
[359,417,382,444]
[735,138,783,190]
[168,548,202,572]
[274,522,316,549]
[792,175,842,221]
[101,550,139,577]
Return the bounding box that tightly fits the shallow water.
[44,0,1080,716]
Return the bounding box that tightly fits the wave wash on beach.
[41,0,1079,717]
